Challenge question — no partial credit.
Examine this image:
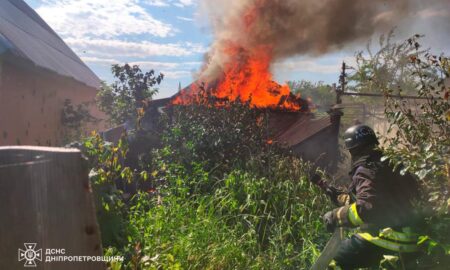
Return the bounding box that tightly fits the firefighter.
[320,125,420,269]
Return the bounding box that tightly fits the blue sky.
[25,0,450,98]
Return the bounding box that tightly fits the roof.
[149,97,173,108]
[0,0,101,89]
[149,96,333,147]
[271,113,332,147]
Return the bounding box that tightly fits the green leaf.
[416,169,430,180]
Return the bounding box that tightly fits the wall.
[0,59,105,146]
[291,125,340,172]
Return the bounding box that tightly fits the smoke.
[198,0,449,81]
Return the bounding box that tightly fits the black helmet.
[343,125,378,150]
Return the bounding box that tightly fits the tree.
[350,34,450,263]
[350,34,449,190]
[61,99,97,143]
[287,80,335,112]
[97,64,164,127]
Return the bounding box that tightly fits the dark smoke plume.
[198,0,449,80]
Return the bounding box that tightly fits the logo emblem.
[18,243,42,267]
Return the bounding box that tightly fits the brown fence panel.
[0,146,104,270]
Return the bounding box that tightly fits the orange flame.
[172,44,305,111]
[172,3,306,111]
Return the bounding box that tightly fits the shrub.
[82,133,132,247]
[87,97,331,269]
[350,33,450,267]
[160,97,271,172]
[61,99,97,143]
[106,160,329,270]
[97,64,164,127]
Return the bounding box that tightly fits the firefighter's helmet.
[343,125,378,150]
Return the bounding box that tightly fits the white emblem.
[18,243,42,267]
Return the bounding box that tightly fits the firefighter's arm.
[310,173,349,206]
[325,167,376,228]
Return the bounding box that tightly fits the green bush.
[106,160,329,270]
[97,64,164,127]
[350,33,450,268]
[160,95,272,174]
[82,134,130,247]
[83,97,331,269]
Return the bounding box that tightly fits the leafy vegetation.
[61,99,97,143]
[96,64,164,127]
[350,33,450,266]
[83,134,131,248]
[82,34,450,268]
[83,94,330,269]
[288,80,335,112]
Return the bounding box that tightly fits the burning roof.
[172,44,308,111]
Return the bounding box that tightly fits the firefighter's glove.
[310,172,322,185]
[323,206,353,232]
[323,210,337,232]
[307,165,321,184]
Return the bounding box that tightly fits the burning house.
[103,81,342,173]
[180,88,341,171]
[105,0,384,173]
[103,0,440,172]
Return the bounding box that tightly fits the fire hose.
[309,172,346,270]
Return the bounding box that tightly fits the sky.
[25,0,450,99]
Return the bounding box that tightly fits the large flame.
[172,1,306,111]
[172,44,305,111]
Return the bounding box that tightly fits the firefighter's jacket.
[330,150,421,253]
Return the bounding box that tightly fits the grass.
[104,161,330,269]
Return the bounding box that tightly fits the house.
[102,93,343,172]
[0,0,104,146]
[269,109,342,172]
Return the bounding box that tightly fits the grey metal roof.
[272,114,332,147]
[0,0,101,89]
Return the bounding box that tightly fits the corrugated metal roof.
[148,96,333,147]
[0,0,101,89]
[272,113,332,147]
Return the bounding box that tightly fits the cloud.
[160,70,193,79]
[33,0,205,91]
[418,8,449,19]
[274,59,342,74]
[82,57,202,69]
[143,0,197,8]
[65,38,207,58]
[34,0,206,60]
[36,0,174,38]
[81,56,119,65]
[144,0,170,7]
[175,0,196,7]
[176,16,194,22]
[82,57,200,80]
[130,61,201,69]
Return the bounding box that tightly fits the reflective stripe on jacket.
[330,150,421,253]
[357,228,419,253]
[347,202,419,253]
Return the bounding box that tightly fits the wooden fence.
[0,146,104,269]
